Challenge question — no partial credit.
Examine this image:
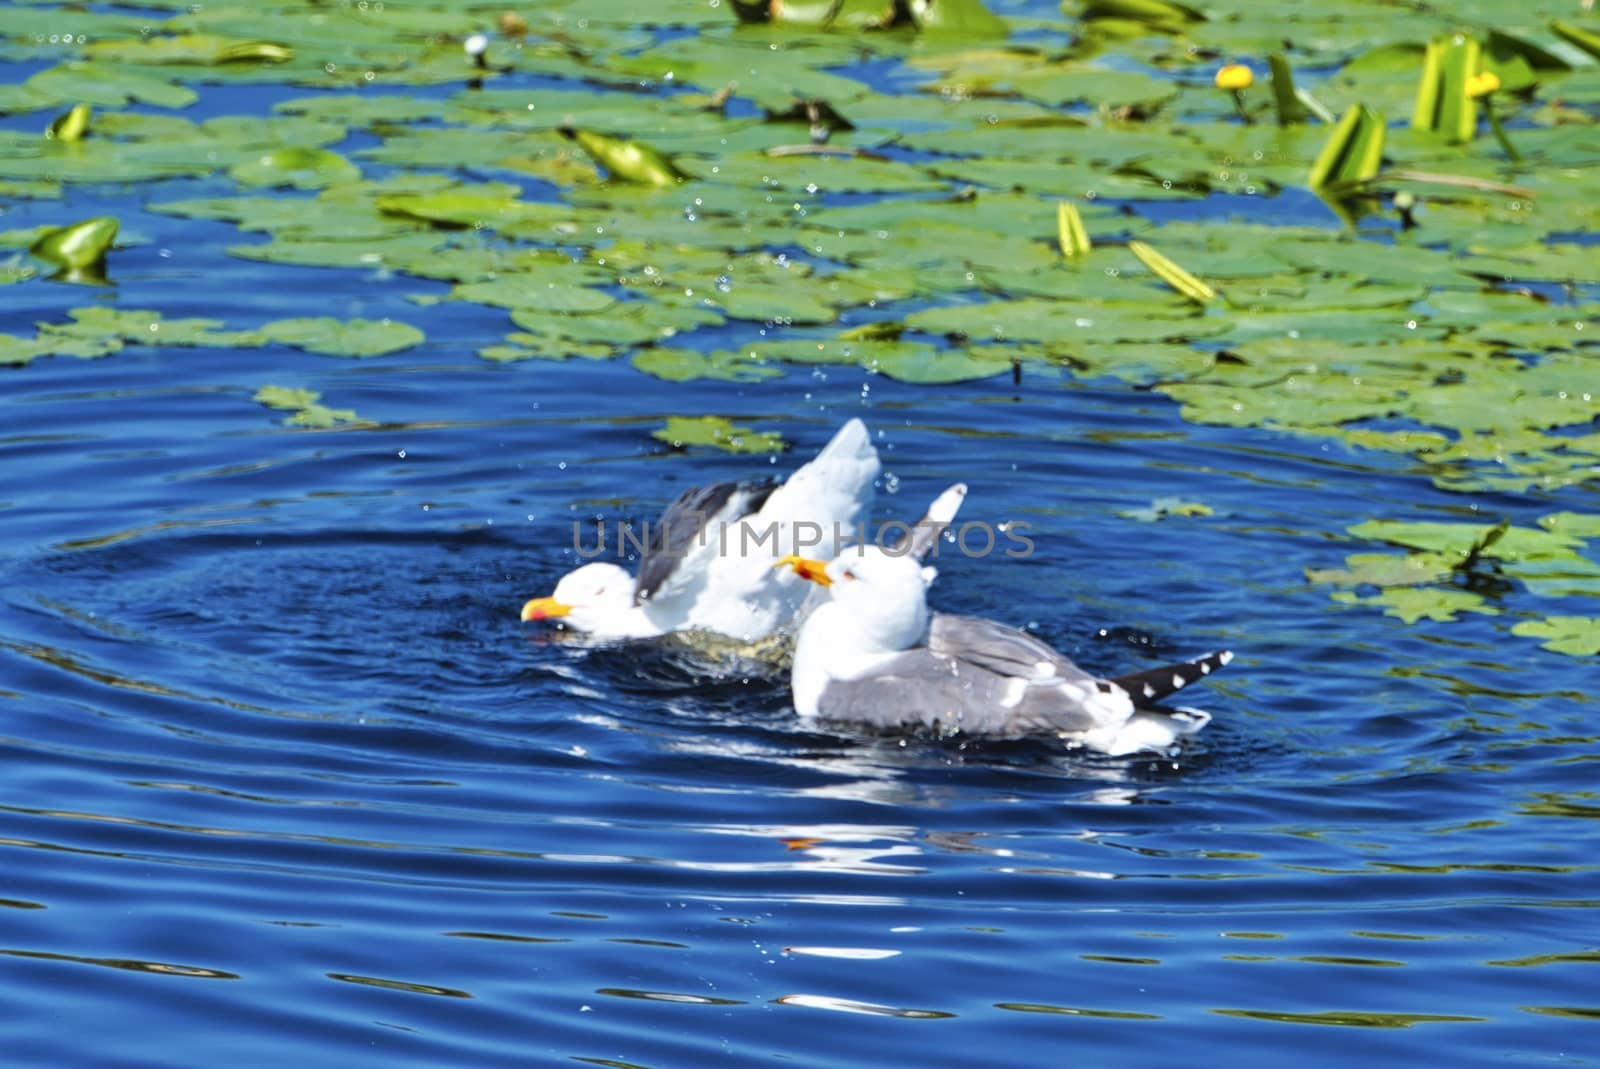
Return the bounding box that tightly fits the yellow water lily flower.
[1215,64,1254,91]
[1465,70,1501,98]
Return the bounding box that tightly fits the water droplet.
[397,449,406,458]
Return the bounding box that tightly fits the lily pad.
[631,347,782,383]
[652,416,785,454]
[262,317,424,357]
[253,384,367,428]
[1331,587,1499,624]
[1347,519,1584,563]
[1510,616,1600,656]
[229,146,360,189]
[1120,498,1216,522]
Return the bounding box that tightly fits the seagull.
[776,503,1232,755]
[521,419,881,642]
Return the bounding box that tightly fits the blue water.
[3,12,1600,1069]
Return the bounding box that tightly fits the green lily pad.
[1538,512,1600,540]
[1306,551,1457,589]
[631,347,782,383]
[652,416,785,454]
[1347,519,1584,563]
[229,146,360,189]
[1120,498,1216,522]
[253,384,367,429]
[1510,616,1600,656]
[261,316,424,358]
[1331,587,1499,624]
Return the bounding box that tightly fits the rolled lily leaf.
[1056,200,1091,259]
[30,216,119,277]
[217,41,294,64]
[730,0,773,22]
[1266,55,1334,125]
[1077,0,1206,27]
[1411,34,1479,143]
[1550,19,1600,61]
[1267,55,1308,125]
[1308,104,1385,192]
[1128,240,1215,304]
[46,103,92,142]
[559,127,688,187]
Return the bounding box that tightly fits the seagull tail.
[894,482,967,560]
[1108,649,1233,707]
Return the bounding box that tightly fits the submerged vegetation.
[0,0,1596,653]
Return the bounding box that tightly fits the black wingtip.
[1108,649,1233,707]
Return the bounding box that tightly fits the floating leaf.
[1119,498,1215,522]
[559,127,688,187]
[262,317,424,358]
[1538,512,1600,541]
[1510,617,1600,657]
[863,345,1016,385]
[1128,240,1217,304]
[631,347,781,383]
[229,146,360,189]
[652,417,784,455]
[1331,587,1498,624]
[911,0,1009,40]
[253,385,366,429]
[1306,551,1457,589]
[1347,520,1584,563]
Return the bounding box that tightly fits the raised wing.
[635,478,776,605]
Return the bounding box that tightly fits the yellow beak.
[775,555,832,587]
[520,596,573,622]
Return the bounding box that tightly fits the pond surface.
[2,1,1599,1066]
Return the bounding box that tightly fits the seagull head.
[521,562,637,629]
[778,545,929,653]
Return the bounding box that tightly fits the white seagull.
[776,499,1232,756]
[521,419,881,642]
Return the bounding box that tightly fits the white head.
[787,546,930,654]
[521,561,641,633]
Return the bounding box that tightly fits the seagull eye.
[841,570,857,582]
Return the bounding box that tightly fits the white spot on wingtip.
[1171,673,1185,689]
[1142,683,1156,698]
[1219,650,1234,665]
[1199,662,1211,674]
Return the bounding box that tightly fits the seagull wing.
[635,478,776,605]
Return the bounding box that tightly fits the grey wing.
[814,646,1114,737]
[635,479,777,604]
[928,614,1099,686]
[812,649,1023,734]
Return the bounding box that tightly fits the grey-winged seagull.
[776,494,1232,755]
